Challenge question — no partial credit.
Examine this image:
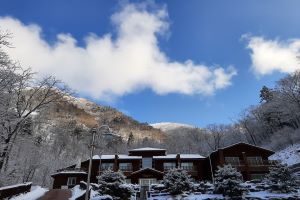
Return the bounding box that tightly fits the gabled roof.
[130,168,164,176]
[210,142,274,155]
[129,147,166,152]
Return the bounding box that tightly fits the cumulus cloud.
[0,3,236,100]
[245,36,300,75]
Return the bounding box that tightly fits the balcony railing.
[225,160,278,167]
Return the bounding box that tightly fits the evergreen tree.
[265,163,297,193]
[163,168,192,195]
[97,169,133,199]
[214,165,245,199]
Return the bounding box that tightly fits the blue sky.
[1,0,300,127]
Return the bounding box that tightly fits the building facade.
[51,143,275,189]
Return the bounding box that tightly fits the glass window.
[225,157,240,166]
[101,162,114,170]
[67,177,76,186]
[119,163,133,171]
[139,178,157,186]
[181,162,194,171]
[142,157,152,168]
[247,157,263,166]
[163,162,176,171]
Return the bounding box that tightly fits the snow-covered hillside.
[151,122,195,132]
[270,143,300,166]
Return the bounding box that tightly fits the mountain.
[151,122,195,132]
[37,95,166,141]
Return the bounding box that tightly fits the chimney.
[176,153,181,168]
[114,154,119,171]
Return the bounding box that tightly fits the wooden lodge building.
[51,142,275,189]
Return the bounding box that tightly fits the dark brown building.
[51,143,275,189]
[209,142,275,180]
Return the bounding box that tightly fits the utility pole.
[85,127,96,200]
[85,125,111,200]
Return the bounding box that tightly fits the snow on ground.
[151,122,195,132]
[270,143,300,166]
[148,191,300,200]
[10,186,48,200]
[69,185,85,200]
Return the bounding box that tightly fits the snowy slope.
[151,122,195,132]
[270,143,300,166]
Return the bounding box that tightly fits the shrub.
[97,169,133,200]
[214,165,246,199]
[163,168,192,195]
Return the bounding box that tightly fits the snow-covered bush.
[163,168,192,195]
[214,164,246,199]
[265,163,298,193]
[97,169,133,200]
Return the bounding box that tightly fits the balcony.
[225,160,277,172]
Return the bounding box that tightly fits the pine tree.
[265,163,297,193]
[214,165,245,199]
[97,169,133,199]
[163,168,192,195]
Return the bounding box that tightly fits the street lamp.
[85,125,111,200]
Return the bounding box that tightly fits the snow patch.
[10,186,48,200]
[151,122,195,132]
[270,143,300,166]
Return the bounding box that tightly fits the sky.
[1,0,300,127]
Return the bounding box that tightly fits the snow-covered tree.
[163,168,192,195]
[214,165,245,199]
[97,169,133,200]
[265,163,297,193]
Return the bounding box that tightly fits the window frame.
[224,156,240,166]
[163,162,176,171]
[101,162,114,171]
[247,156,263,166]
[180,162,194,171]
[67,177,77,186]
[119,162,133,171]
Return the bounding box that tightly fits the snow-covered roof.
[92,155,142,160]
[0,182,32,191]
[129,147,166,151]
[51,171,87,176]
[180,154,205,159]
[153,154,205,159]
[210,142,274,155]
[154,154,177,159]
[118,155,141,159]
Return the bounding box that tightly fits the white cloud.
[245,36,300,75]
[0,3,236,100]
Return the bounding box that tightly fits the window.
[247,157,263,166]
[67,177,76,186]
[139,178,157,186]
[225,157,240,166]
[250,174,264,180]
[181,162,194,171]
[142,157,152,168]
[119,163,133,171]
[163,162,176,171]
[101,163,114,170]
